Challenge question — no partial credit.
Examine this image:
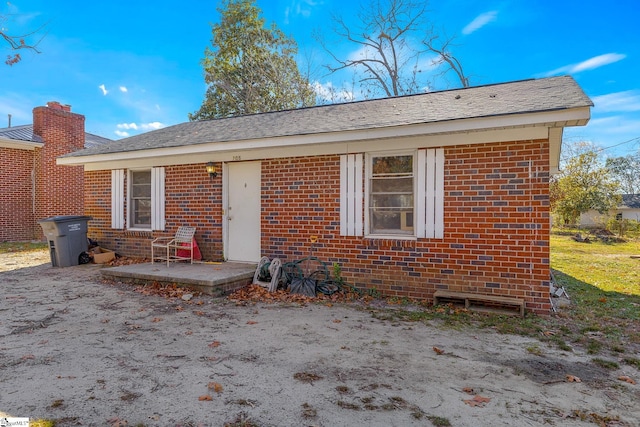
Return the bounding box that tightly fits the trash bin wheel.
[78,252,91,265]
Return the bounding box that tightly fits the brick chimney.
[32,102,86,224]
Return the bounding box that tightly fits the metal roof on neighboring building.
[0,124,112,148]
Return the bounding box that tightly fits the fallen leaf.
[542,330,555,336]
[246,320,258,325]
[618,375,636,385]
[198,395,213,401]
[185,330,193,335]
[463,395,491,407]
[194,311,205,316]
[566,375,582,383]
[332,319,342,323]
[462,387,474,394]
[107,417,128,427]
[208,382,223,393]
[433,346,445,355]
[21,354,35,360]
[175,305,184,311]
[151,317,162,323]
[208,341,221,348]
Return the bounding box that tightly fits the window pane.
[132,184,151,198]
[132,170,151,185]
[368,154,415,235]
[370,209,413,234]
[130,170,152,228]
[371,194,413,208]
[372,155,412,175]
[134,199,151,226]
[371,177,413,193]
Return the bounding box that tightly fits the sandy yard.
[0,249,638,427]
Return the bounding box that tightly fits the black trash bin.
[38,215,92,267]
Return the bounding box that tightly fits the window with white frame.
[367,153,415,236]
[111,167,165,231]
[340,148,444,239]
[130,170,152,228]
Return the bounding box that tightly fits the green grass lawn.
[548,232,640,364]
[374,231,640,368]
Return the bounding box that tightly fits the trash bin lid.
[38,215,92,223]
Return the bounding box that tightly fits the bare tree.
[1,11,47,65]
[424,28,469,87]
[316,0,469,99]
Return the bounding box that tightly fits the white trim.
[416,150,426,238]
[58,108,589,169]
[69,127,548,171]
[151,167,165,231]
[222,162,229,261]
[365,150,416,238]
[0,139,44,150]
[416,148,444,238]
[111,169,125,229]
[434,148,445,239]
[340,154,363,236]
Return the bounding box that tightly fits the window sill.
[365,234,417,241]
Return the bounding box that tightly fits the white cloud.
[593,91,640,113]
[119,86,128,93]
[543,53,626,76]
[115,121,166,135]
[117,123,138,130]
[285,0,322,23]
[114,130,129,137]
[312,81,354,103]
[98,84,108,96]
[141,122,165,130]
[462,11,498,35]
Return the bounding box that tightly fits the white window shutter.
[417,148,444,238]
[340,154,363,236]
[151,167,165,231]
[111,169,125,229]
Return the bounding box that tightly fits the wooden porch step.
[433,290,525,318]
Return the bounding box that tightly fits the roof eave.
[57,106,591,167]
[0,138,44,150]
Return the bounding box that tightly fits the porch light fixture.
[205,161,217,179]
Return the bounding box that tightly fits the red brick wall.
[33,103,85,228]
[260,141,551,315]
[0,147,35,241]
[84,164,223,260]
[86,139,551,314]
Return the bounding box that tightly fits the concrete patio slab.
[100,261,257,296]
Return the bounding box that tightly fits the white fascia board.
[0,138,44,150]
[58,106,590,170]
[549,127,564,175]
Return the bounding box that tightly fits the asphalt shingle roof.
[63,75,592,158]
[0,124,112,148]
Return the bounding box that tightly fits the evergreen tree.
[189,0,315,120]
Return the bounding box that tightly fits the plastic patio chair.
[151,226,197,267]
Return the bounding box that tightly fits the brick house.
[58,76,592,314]
[0,102,111,241]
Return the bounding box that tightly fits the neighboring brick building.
[59,76,593,315]
[0,102,111,241]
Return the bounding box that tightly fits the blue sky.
[1,0,639,157]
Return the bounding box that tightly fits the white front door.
[225,161,261,262]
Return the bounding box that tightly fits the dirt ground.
[1,250,638,427]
